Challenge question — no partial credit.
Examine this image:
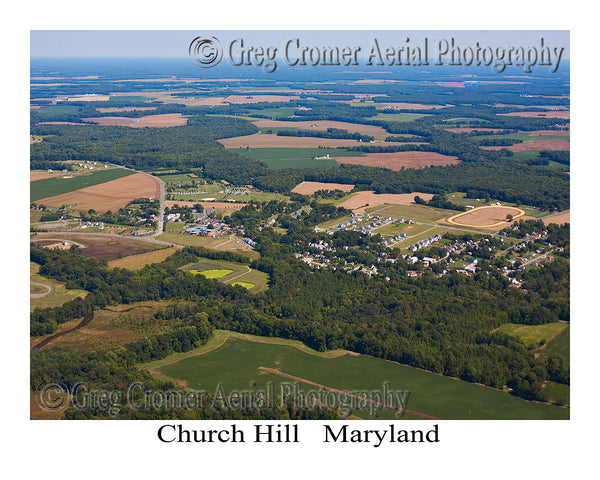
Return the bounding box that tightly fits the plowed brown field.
[333,151,459,171]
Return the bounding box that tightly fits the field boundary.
[446,205,526,228]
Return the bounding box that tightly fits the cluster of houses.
[336,213,394,235]
[244,238,257,247]
[408,234,442,252]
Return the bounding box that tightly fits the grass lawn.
[366,204,453,222]
[495,322,568,349]
[145,332,568,420]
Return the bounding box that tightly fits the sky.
[30,30,569,59]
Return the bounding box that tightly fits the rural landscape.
[30,39,570,420]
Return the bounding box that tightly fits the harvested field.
[481,139,570,152]
[334,151,459,171]
[525,129,570,136]
[95,106,158,113]
[67,95,111,102]
[498,111,570,119]
[338,191,434,213]
[38,172,160,213]
[291,181,355,195]
[30,172,62,181]
[108,247,180,270]
[218,133,412,149]
[32,234,162,260]
[165,200,247,210]
[253,119,393,140]
[541,211,570,225]
[81,113,187,128]
[446,206,526,229]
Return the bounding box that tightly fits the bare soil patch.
[334,151,459,171]
[291,181,355,195]
[338,191,434,213]
[38,172,160,213]
[82,113,187,128]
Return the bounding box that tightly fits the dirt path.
[30,281,52,298]
[257,366,441,420]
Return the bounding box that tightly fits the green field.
[36,105,81,117]
[146,333,569,419]
[190,268,233,279]
[236,148,363,169]
[366,204,453,222]
[30,168,136,202]
[495,322,569,349]
[371,112,429,122]
[542,324,570,363]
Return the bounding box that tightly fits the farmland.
[31,234,164,260]
[333,151,459,171]
[108,247,180,270]
[235,147,363,169]
[81,113,188,128]
[291,181,355,195]
[147,334,568,420]
[37,172,161,212]
[30,168,136,202]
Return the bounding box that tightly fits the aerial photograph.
[29,30,570,422]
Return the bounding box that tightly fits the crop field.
[31,234,162,260]
[108,247,179,270]
[542,324,570,363]
[181,259,268,293]
[481,139,570,152]
[235,147,363,169]
[30,261,88,312]
[337,191,435,213]
[81,113,188,128]
[446,205,525,229]
[252,119,393,140]
[497,111,570,119]
[30,168,136,202]
[366,203,452,222]
[291,181,355,195]
[95,106,158,113]
[371,112,430,122]
[333,151,459,171]
[37,172,161,212]
[218,133,391,149]
[146,333,568,420]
